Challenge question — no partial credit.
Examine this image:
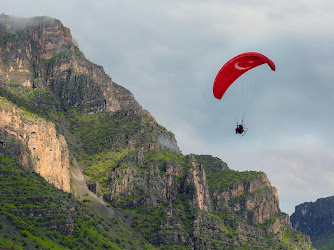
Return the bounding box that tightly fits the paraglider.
[213,52,275,135]
[235,123,244,134]
[235,120,247,136]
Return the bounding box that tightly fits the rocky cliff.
[0,14,313,249]
[291,196,334,249]
[0,96,70,191]
[0,14,141,114]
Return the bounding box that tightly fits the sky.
[2,0,334,215]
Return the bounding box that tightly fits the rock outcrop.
[0,97,70,191]
[188,155,211,212]
[0,14,141,114]
[218,173,280,225]
[101,152,312,248]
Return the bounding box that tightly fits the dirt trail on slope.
[70,157,115,219]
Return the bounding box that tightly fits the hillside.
[0,14,313,249]
[0,155,149,249]
[291,196,334,249]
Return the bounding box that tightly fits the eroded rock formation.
[0,97,70,191]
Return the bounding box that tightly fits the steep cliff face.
[0,96,70,191]
[291,196,334,249]
[291,196,334,235]
[0,14,180,154]
[216,174,280,225]
[196,155,312,248]
[104,153,208,210]
[198,155,280,226]
[0,14,141,115]
[0,15,313,249]
[0,16,71,87]
[101,152,312,249]
[188,155,211,212]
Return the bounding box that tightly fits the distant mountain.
[291,196,334,249]
[0,14,313,249]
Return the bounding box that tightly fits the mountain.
[0,14,313,249]
[291,196,334,249]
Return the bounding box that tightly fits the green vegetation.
[228,186,272,203]
[40,51,69,65]
[160,245,189,250]
[66,109,164,156]
[0,96,42,122]
[143,150,188,172]
[0,85,57,122]
[83,148,132,186]
[74,45,83,57]
[207,169,263,191]
[132,206,165,240]
[0,155,140,249]
[195,154,264,191]
[4,81,20,85]
[256,217,277,230]
[64,107,179,195]
[311,231,334,249]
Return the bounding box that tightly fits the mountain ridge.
[291,195,334,249]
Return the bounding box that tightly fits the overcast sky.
[3,0,334,215]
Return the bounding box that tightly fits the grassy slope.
[311,231,334,250]
[0,154,152,249]
[194,154,264,192]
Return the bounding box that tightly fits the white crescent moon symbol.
[234,62,252,70]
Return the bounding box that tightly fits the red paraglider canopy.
[213,52,275,99]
